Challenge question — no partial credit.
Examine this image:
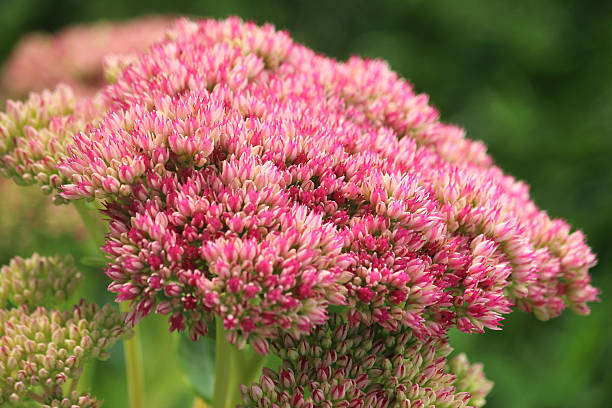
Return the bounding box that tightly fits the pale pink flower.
[1,16,173,98]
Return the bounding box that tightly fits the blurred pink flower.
[1,16,173,98]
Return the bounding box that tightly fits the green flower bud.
[0,300,127,406]
[449,353,493,408]
[0,85,102,198]
[0,254,81,310]
[241,314,489,408]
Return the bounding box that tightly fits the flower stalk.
[212,317,232,408]
[121,302,147,408]
[73,200,146,408]
[213,316,266,408]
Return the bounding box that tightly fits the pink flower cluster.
[1,16,172,98]
[56,18,597,352]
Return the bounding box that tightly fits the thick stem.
[232,346,267,400]
[212,317,266,408]
[73,200,146,408]
[72,200,105,249]
[212,317,231,408]
[76,360,96,395]
[121,302,146,408]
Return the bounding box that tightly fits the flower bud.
[0,254,81,310]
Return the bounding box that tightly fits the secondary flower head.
[0,301,124,407]
[48,17,597,351]
[0,253,81,309]
[0,85,100,197]
[449,353,493,408]
[240,314,492,408]
[0,254,129,407]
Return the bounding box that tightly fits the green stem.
[75,360,96,396]
[233,347,267,398]
[213,317,232,408]
[121,302,146,408]
[73,199,146,408]
[212,317,266,408]
[72,200,106,250]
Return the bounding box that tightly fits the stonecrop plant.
[0,16,598,408]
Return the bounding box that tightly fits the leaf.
[262,352,283,372]
[177,331,216,403]
[328,304,349,316]
[177,321,284,405]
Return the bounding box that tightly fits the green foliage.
[178,332,216,403]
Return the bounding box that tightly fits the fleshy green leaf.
[177,332,216,403]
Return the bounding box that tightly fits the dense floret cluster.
[0,253,81,309]
[0,85,100,196]
[0,254,127,407]
[0,16,598,407]
[0,301,124,407]
[240,315,492,408]
[55,17,596,348]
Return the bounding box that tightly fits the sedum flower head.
[0,300,126,407]
[0,16,597,361]
[240,315,491,408]
[46,17,598,352]
[0,16,600,407]
[0,253,82,309]
[0,254,128,406]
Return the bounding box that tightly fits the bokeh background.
[1,1,610,407]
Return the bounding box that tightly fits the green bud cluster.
[240,314,491,408]
[0,85,99,198]
[0,300,127,406]
[43,390,100,408]
[0,254,129,406]
[448,354,492,408]
[0,254,82,309]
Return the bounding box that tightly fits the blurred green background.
[1,1,610,407]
